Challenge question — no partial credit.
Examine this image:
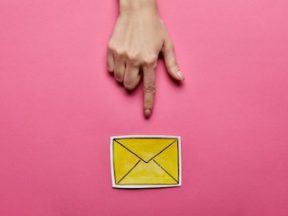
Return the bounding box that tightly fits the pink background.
[0,0,288,215]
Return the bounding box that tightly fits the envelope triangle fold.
[116,138,176,162]
[113,141,140,183]
[119,161,177,184]
[153,141,179,181]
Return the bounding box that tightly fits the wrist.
[120,0,158,14]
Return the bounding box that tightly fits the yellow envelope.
[110,136,181,188]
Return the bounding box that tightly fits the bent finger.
[107,49,114,72]
[114,56,126,82]
[124,64,141,90]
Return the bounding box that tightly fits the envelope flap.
[114,138,177,162]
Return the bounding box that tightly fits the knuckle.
[127,53,137,61]
[144,95,153,108]
[108,41,116,51]
[129,60,139,67]
[128,56,141,66]
[142,55,157,66]
[114,48,124,56]
[144,85,156,94]
[117,50,129,59]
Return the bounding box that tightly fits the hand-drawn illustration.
[110,135,182,188]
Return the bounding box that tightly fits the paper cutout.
[110,135,182,188]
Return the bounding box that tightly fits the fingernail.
[177,71,184,80]
[144,109,152,118]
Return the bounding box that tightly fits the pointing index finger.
[143,64,156,118]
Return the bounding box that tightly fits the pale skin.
[107,0,184,118]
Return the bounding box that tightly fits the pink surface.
[0,0,288,215]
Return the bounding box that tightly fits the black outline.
[113,143,116,184]
[112,137,180,186]
[177,140,179,184]
[118,183,178,185]
[116,137,176,140]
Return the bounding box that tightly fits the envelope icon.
[110,136,181,188]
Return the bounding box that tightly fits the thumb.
[162,37,184,81]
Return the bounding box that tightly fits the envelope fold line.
[114,139,144,162]
[146,140,177,163]
[153,159,178,183]
[117,160,141,184]
[114,139,177,163]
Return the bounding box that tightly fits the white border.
[110,135,182,189]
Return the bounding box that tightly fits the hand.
[107,0,184,118]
